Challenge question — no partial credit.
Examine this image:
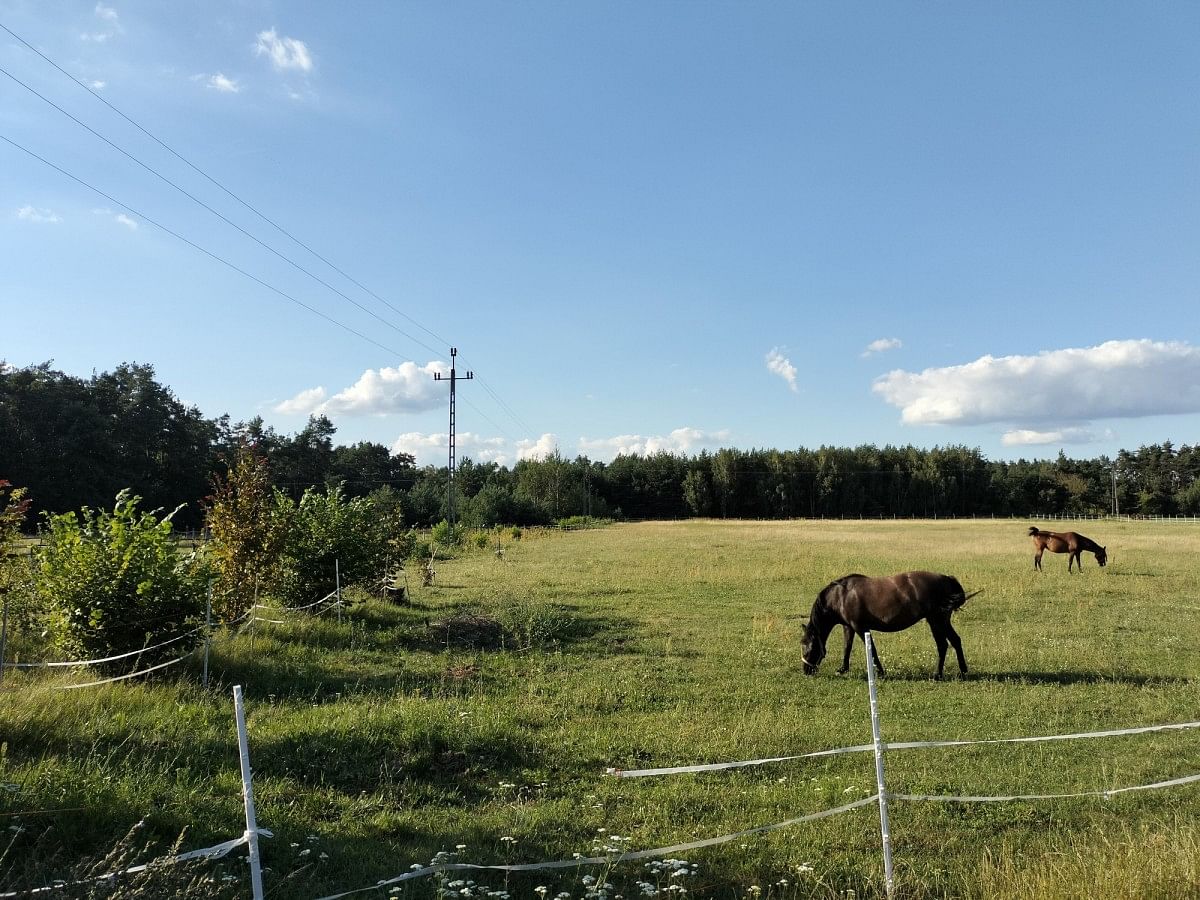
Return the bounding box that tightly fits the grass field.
[2,519,1199,898]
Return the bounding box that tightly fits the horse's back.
[840,571,956,631]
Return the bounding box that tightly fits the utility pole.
[433,348,473,527]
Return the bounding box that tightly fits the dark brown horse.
[801,571,979,679]
[1028,527,1107,572]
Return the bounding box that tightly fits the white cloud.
[89,80,107,90]
[391,431,508,466]
[206,73,241,94]
[255,28,313,72]
[873,339,1200,428]
[275,361,447,418]
[274,386,327,416]
[16,206,61,224]
[114,213,138,230]
[517,433,558,461]
[862,337,902,357]
[81,4,121,42]
[765,348,798,393]
[1001,427,1112,447]
[578,427,731,461]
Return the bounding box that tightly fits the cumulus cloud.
[578,427,731,461]
[16,206,60,224]
[765,349,798,393]
[114,213,138,230]
[255,28,313,72]
[391,431,508,466]
[862,337,902,357]
[274,361,447,417]
[89,80,107,90]
[1001,427,1113,447]
[873,340,1200,428]
[205,73,241,93]
[517,433,558,461]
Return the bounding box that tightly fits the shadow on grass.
[850,669,1194,686]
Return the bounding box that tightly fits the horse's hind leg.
[1069,551,1078,573]
[861,632,886,677]
[1034,550,1042,571]
[837,625,854,675]
[946,621,968,675]
[928,621,949,679]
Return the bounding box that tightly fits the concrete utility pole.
[433,348,473,526]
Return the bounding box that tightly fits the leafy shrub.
[276,485,395,607]
[390,528,419,561]
[509,526,522,541]
[0,480,39,638]
[554,515,613,529]
[470,530,491,550]
[430,519,464,548]
[204,446,289,622]
[33,491,208,664]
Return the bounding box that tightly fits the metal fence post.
[864,631,895,899]
[202,581,212,689]
[233,685,265,900]
[335,559,342,625]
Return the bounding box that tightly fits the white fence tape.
[3,625,205,670]
[0,831,254,898]
[54,649,195,690]
[895,771,1200,804]
[608,719,1200,778]
[314,796,878,900]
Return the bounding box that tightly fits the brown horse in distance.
[1028,526,1107,572]
[801,571,980,679]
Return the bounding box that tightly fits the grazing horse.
[1028,527,1107,572]
[801,571,979,679]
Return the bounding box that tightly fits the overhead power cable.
[1,20,538,442]
[0,132,405,359]
[0,62,443,360]
[0,20,450,353]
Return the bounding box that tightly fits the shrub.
[33,491,208,664]
[204,446,289,622]
[276,485,395,607]
[430,519,464,548]
[470,530,491,550]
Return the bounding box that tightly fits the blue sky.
[2,1,1198,466]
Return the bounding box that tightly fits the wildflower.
[319,852,329,860]
[290,842,300,848]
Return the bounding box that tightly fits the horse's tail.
[949,588,982,612]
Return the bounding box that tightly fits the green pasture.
[2,519,1199,898]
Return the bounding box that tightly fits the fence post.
[0,590,9,686]
[864,631,895,899]
[233,685,265,900]
[335,559,342,625]
[202,581,213,689]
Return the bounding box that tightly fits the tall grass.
[2,519,1198,897]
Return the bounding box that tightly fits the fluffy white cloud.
[1001,427,1112,447]
[16,206,60,224]
[391,431,508,466]
[206,73,240,93]
[765,348,798,393]
[94,4,118,21]
[275,361,447,417]
[89,80,107,90]
[873,340,1200,426]
[255,28,313,72]
[517,433,558,461]
[114,213,138,230]
[578,427,731,461]
[862,337,902,357]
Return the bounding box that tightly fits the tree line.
[3,361,1199,528]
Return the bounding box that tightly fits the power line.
[0,132,406,359]
[0,19,538,443]
[0,62,443,361]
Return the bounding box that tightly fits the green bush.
[470,530,491,550]
[276,485,394,607]
[33,491,208,664]
[430,519,464,548]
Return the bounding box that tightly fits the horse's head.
[801,620,826,675]
[1096,546,1108,567]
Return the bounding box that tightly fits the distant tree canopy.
[2,361,1198,528]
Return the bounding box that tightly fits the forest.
[3,361,1198,528]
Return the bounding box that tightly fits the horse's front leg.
[837,625,854,674]
[862,632,886,677]
[1034,551,1042,571]
[1069,551,1078,573]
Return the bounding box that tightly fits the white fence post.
[233,685,265,900]
[335,559,342,625]
[202,582,212,689]
[864,631,895,899]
